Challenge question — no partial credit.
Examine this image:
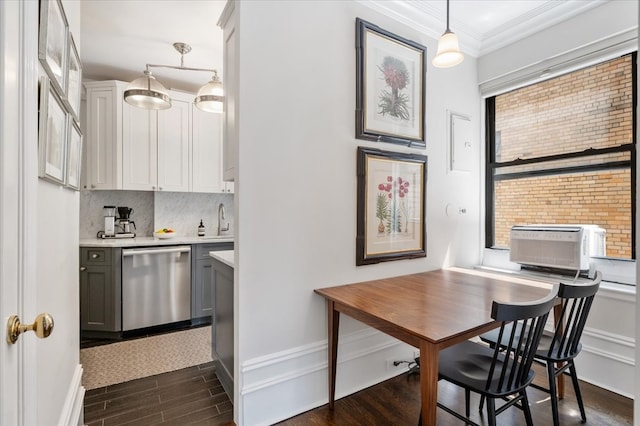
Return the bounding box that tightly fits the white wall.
[35,1,85,424]
[478,0,638,401]
[234,1,481,424]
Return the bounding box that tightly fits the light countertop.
[209,250,234,268]
[80,235,234,247]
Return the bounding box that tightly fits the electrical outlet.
[386,358,406,371]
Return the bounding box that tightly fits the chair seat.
[539,334,583,362]
[480,326,583,362]
[439,340,535,398]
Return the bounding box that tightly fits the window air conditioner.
[510,225,606,271]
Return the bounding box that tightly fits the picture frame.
[356,18,426,147]
[38,76,68,185]
[356,146,427,265]
[39,0,69,97]
[65,33,82,121]
[65,117,83,190]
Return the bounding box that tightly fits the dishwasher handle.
[122,246,191,257]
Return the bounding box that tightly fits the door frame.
[0,0,40,424]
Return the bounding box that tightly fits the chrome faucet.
[218,203,230,236]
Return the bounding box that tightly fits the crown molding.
[357,0,608,58]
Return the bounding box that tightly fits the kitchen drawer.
[194,242,233,259]
[81,247,112,266]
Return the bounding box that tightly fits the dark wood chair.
[430,285,558,426]
[479,271,602,425]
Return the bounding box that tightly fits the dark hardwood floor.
[84,361,632,425]
[278,362,633,425]
[84,361,233,426]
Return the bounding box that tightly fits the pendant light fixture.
[124,42,224,113]
[124,69,172,110]
[194,70,224,113]
[432,0,464,68]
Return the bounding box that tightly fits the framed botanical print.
[356,18,426,147]
[38,76,68,185]
[356,146,427,265]
[66,33,82,120]
[39,0,69,97]
[65,117,83,190]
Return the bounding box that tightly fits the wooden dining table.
[314,267,558,426]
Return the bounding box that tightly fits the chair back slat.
[547,271,601,360]
[485,285,558,394]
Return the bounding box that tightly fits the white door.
[1,2,81,425]
[1,1,38,424]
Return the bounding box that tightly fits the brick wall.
[493,56,633,259]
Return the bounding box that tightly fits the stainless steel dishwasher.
[122,246,191,331]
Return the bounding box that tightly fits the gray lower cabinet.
[191,242,233,322]
[79,247,121,333]
[80,242,232,336]
[211,256,234,402]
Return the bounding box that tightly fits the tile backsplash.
[79,190,234,239]
[155,191,234,237]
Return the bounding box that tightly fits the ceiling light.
[124,42,224,113]
[432,0,464,68]
[124,69,172,110]
[195,71,224,113]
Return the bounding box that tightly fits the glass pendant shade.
[124,70,171,110]
[432,30,464,68]
[195,73,224,113]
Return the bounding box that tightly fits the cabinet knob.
[159,187,163,191]
[80,266,87,271]
[91,253,99,259]
[91,184,96,189]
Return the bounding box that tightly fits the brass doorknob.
[6,313,54,344]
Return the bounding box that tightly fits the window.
[486,53,636,259]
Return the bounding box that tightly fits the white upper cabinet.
[84,81,125,190]
[122,102,157,190]
[84,81,226,193]
[157,92,191,192]
[219,0,237,182]
[192,106,224,193]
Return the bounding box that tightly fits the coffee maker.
[98,205,136,239]
[116,206,136,238]
[103,206,116,238]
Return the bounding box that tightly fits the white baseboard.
[238,318,635,425]
[239,328,415,426]
[57,364,85,426]
[577,328,635,398]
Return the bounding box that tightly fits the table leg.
[419,340,439,426]
[553,303,565,399]
[327,300,339,409]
